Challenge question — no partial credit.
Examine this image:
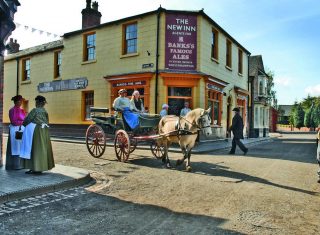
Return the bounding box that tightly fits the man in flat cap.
[229,107,248,155]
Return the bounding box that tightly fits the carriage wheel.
[130,137,137,153]
[150,140,165,159]
[86,124,106,158]
[114,130,130,162]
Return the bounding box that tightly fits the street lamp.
[0,0,20,166]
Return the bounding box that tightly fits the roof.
[278,105,293,116]
[4,40,63,61]
[249,55,267,77]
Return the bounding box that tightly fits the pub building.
[3,0,251,139]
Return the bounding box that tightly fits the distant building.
[3,0,251,139]
[249,55,270,137]
[278,105,293,124]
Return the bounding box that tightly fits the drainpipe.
[155,6,161,113]
[248,55,254,138]
[16,58,19,95]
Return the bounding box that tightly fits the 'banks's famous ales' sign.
[165,13,197,70]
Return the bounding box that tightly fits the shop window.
[83,32,96,61]
[238,49,243,74]
[123,22,137,54]
[54,50,62,78]
[167,87,192,116]
[226,39,232,68]
[208,90,221,125]
[211,28,219,60]
[83,91,94,120]
[22,58,31,81]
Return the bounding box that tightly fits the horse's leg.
[185,147,193,172]
[176,145,188,166]
[161,140,171,168]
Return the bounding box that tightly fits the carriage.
[85,107,165,162]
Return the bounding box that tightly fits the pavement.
[0,133,278,204]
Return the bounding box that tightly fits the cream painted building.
[4,3,250,139]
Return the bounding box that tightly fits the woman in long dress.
[5,95,26,170]
[23,95,54,174]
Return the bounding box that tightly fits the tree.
[304,108,312,128]
[265,69,278,108]
[312,104,320,128]
[293,104,304,129]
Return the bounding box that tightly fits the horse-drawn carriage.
[85,107,165,162]
[85,106,213,171]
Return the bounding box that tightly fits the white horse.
[157,108,212,171]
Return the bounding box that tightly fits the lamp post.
[0,0,20,166]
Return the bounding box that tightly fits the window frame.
[83,32,96,62]
[226,39,232,68]
[207,90,222,125]
[82,91,94,121]
[54,50,62,79]
[22,58,31,81]
[122,22,138,55]
[211,28,219,60]
[167,86,193,116]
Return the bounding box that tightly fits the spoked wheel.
[130,137,138,153]
[150,140,165,159]
[114,130,130,162]
[86,124,106,158]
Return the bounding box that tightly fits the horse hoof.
[186,166,192,172]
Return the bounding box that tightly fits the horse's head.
[197,107,212,136]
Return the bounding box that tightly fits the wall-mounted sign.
[142,63,154,69]
[207,83,223,92]
[165,13,197,71]
[113,80,146,87]
[38,77,88,93]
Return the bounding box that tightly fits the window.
[54,51,62,78]
[22,58,31,81]
[83,33,96,61]
[208,90,221,125]
[211,29,219,60]
[238,49,243,74]
[123,23,137,54]
[167,87,192,116]
[226,39,232,68]
[83,91,94,120]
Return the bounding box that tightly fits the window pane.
[214,102,219,124]
[168,98,186,116]
[85,92,94,120]
[168,87,192,97]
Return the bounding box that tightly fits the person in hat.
[228,107,248,155]
[20,95,54,174]
[113,89,139,129]
[180,101,191,117]
[316,129,320,183]
[160,104,169,117]
[5,95,26,170]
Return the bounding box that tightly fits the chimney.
[81,0,102,29]
[6,38,20,54]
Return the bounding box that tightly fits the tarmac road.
[1,132,319,234]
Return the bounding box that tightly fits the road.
[1,133,319,234]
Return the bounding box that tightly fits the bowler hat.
[118,89,127,94]
[232,107,240,112]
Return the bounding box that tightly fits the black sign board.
[113,80,146,87]
[38,77,88,93]
[142,63,154,69]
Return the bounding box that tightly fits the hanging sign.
[38,77,88,93]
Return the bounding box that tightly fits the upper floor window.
[238,49,243,74]
[211,29,219,60]
[226,39,232,68]
[54,50,62,78]
[258,76,267,96]
[22,58,31,81]
[83,33,96,61]
[123,23,137,54]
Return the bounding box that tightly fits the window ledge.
[238,72,243,77]
[82,59,97,65]
[21,80,31,85]
[120,52,139,59]
[211,57,219,64]
[225,65,232,71]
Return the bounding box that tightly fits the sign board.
[207,83,223,92]
[165,13,197,70]
[112,80,146,87]
[38,77,88,93]
[142,63,154,69]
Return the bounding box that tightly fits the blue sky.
[8,0,320,105]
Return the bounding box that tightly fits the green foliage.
[304,108,312,128]
[312,104,320,127]
[293,105,305,129]
[265,69,278,108]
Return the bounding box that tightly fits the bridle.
[179,111,211,131]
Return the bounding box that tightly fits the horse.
[157,108,212,171]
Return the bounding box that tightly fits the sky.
[7,0,320,105]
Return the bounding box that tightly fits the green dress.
[23,107,55,172]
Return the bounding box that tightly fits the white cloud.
[305,84,320,96]
[274,76,291,86]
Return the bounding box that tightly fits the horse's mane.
[185,108,204,124]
